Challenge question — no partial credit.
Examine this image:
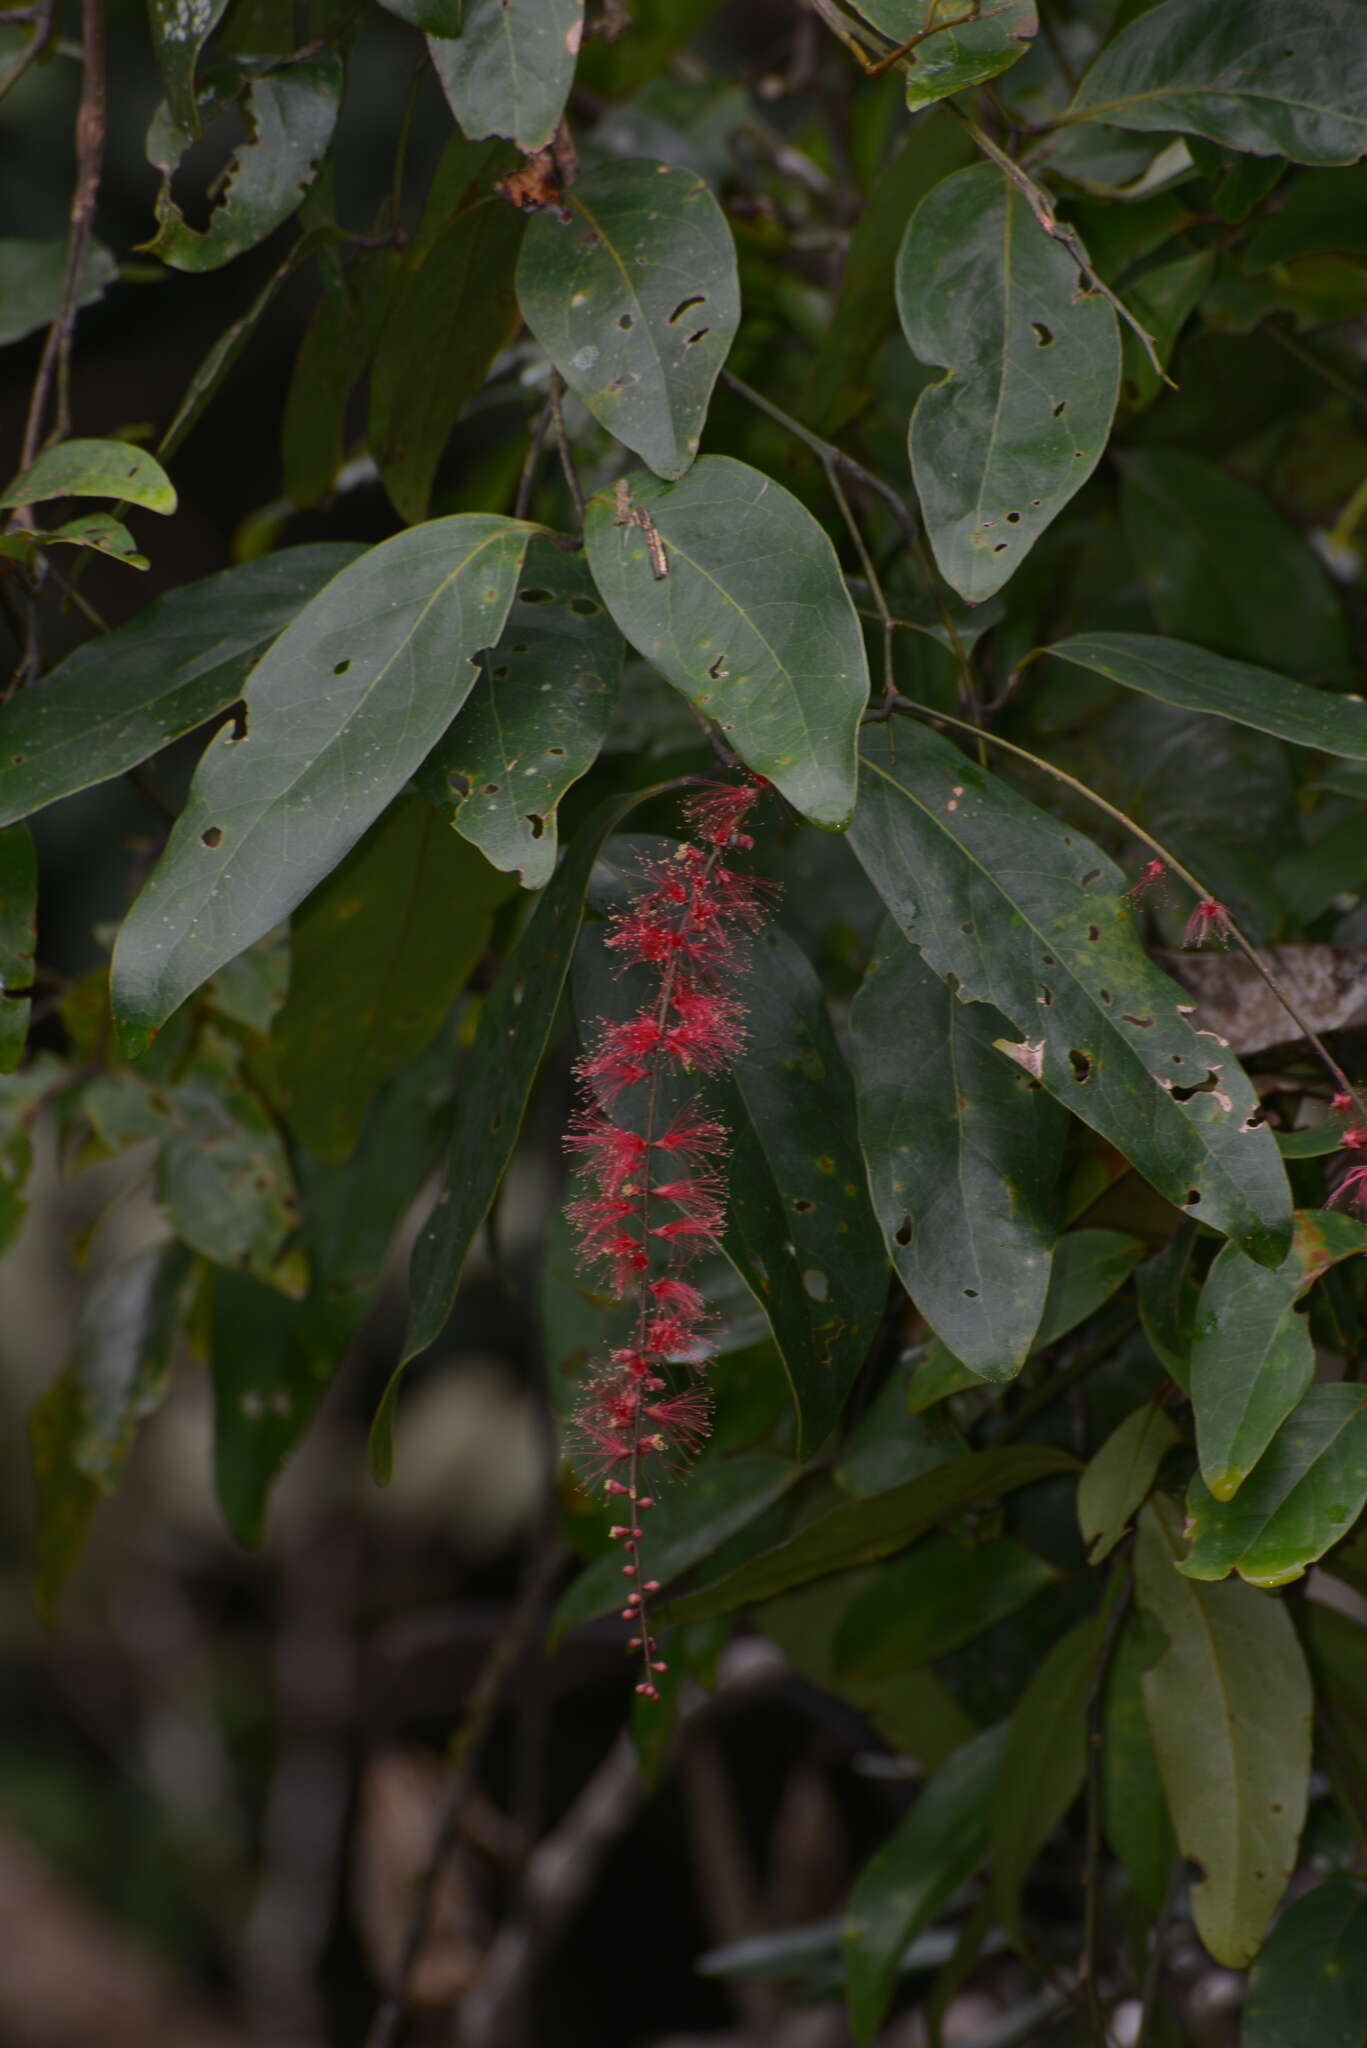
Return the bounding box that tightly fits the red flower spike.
[1125,857,1168,903]
[684,779,765,848]
[1342,1126,1367,1153]
[1184,897,1233,948]
[1328,1163,1367,1215]
[1332,1091,1355,1116]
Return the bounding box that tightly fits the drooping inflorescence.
[565,777,773,1698]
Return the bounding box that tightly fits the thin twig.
[514,399,554,520]
[1083,1568,1133,2046]
[823,456,894,701]
[948,107,1171,388]
[547,371,585,527]
[877,694,1367,1120]
[1133,1858,1182,2048]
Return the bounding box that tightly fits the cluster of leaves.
[7,0,1367,2038]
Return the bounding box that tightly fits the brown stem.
[547,371,585,526]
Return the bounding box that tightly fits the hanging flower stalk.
[565,778,773,1698]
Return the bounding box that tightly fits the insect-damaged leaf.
[895,163,1120,603]
[111,516,535,1056]
[847,722,1292,1267]
[1067,0,1367,167]
[1190,1209,1365,1500]
[0,438,176,516]
[718,925,888,1455]
[1135,1496,1311,1967]
[1184,1383,1367,1588]
[850,921,1064,1380]
[584,457,867,827]
[517,158,739,480]
[849,0,1036,111]
[428,0,583,154]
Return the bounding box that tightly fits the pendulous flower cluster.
[565,777,773,1699]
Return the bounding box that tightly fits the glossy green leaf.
[850,922,1064,1380]
[549,1453,801,1642]
[0,238,118,348]
[717,924,886,1453]
[1102,1615,1177,1914]
[1184,1384,1367,1587]
[427,0,583,153]
[843,1722,1007,2047]
[848,723,1292,1267]
[0,823,35,1072]
[275,792,515,1163]
[1119,451,1348,680]
[896,163,1120,603]
[1135,1495,1312,1967]
[1046,630,1367,759]
[657,1443,1078,1625]
[389,789,648,1473]
[1245,1877,1367,2048]
[0,438,176,515]
[417,536,623,888]
[282,246,400,509]
[370,197,523,524]
[110,516,535,1057]
[584,457,867,827]
[851,0,1035,109]
[148,0,230,133]
[1191,1211,1365,1500]
[991,1614,1102,1945]
[834,1534,1056,1679]
[0,544,362,827]
[1068,0,1367,167]
[1078,1403,1180,1564]
[145,54,343,272]
[30,1243,194,1614]
[517,159,739,480]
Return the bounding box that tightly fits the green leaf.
[388,789,648,1474]
[1102,1613,1177,1914]
[549,1453,802,1642]
[282,246,400,509]
[145,54,343,272]
[1183,1383,1367,1587]
[849,921,1064,1380]
[1119,451,1348,681]
[148,0,230,133]
[1077,1403,1181,1564]
[657,1444,1079,1625]
[1045,630,1367,760]
[275,792,515,1163]
[416,534,623,888]
[1247,163,1367,267]
[850,0,1035,109]
[1245,1877,1367,2048]
[843,1723,1008,2047]
[370,196,523,524]
[428,0,583,153]
[0,823,35,1072]
[895,163,1120,603]
[1190,1211,1365,1500]
[110,516,535,1057]
[719,924,887,1454]
[1067,0,1367,167]
[30,1243,194,1614]
[833,1534,1056,1679]
[376,0,459,33]
[0,438,176,515]
[1120,249,1214,406]
[1032,1228,1147,1350]
[991,1613,1102,1946]
[156,1036,302,1291]
[0,238,118,348]
[584,457,867,827]
[32,513,151,569]
[517,159,739,480]
[0,544,362,826]
[848,722,1292,1267]
[1134,1495,1312,1968]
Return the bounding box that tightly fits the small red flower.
[1328,1162,1367,1215]
[1124,857,1168,903]
[1184,897,1232,948]
[684,779,764,849]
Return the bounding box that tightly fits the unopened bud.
[622,1563,637,1577]
[651,1660,668,1673]
[637,1497,656,1510]
[605,1480,628,1496]
[643,1579,661,1593]
[634,1682,659,1700]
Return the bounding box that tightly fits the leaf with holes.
[417,537,623,888]
[991,1613,1102,1946]
[848,722,1292,1267]
[1184,1384,1367,1587]
[1244,1876,1367,2048]
[1078,1404,1181,1564]
[1135,1496,1312,1968]
[895,162,1120,603]
[144,54,343,272]
[110,516,535,1058]
[1067,0,1367,167]
[1045,631,1367,760]
[427,0,583,153]
[850,0,1036,110]
[850,920,1064,1380]
[0,544,362,827]
[0,438,176,515]
[275,792,515,1163]
[1190,1210,1365,1500]
[517,158,739,480]
[0,824,35,1073]
[584,457,867,827]
[718,924,888,1455]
